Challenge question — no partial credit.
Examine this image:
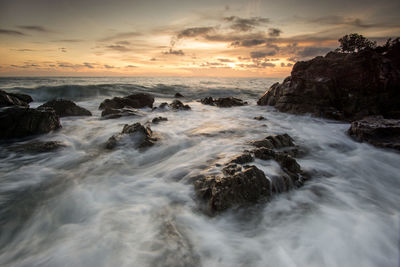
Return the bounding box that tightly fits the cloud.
[0,28,25,36]
[281,62,293,67]
[297,46,331,58]
[17,25,51,33]
[12,49,34,52]
[106,45,132,52]
[268,28,282,37]
[231,38,266,47]
[224,16,270,32]
[10,63,40,69]
[308,16,385,28]
[83,62,95,69]
[104,64,115,69]
[163,48,184,56]
[177,27,214,39]
[54,39,84,43]
[218,58,234,62]
[125,65,137,68]
[116,41,130,45]
[99,31,141,42]
[250,50,277,58]
[59,47,67,53]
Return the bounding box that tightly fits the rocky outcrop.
[348,116,400,150]
[99,93,154,110]
[152,117,168,124]
[170,100,191,110]
[101,108,142,119]
[8,141,65,153]
[201,97,247,108]
[38,99,92,117]
[258,43,400,121]
[0,106,61,139]
[0,89,33,107]
[105,123,157,150]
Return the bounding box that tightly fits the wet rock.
[253,147,276,160]
[195,165,271,213]
[250,133,295,149]
[38,99,92,117]
[99,93,154,110]
[105,122,157,150]
[348,116,400,150]
[158,102,169,109]
[257,44,400,121]
[222,163,242,176]
[174,92,184,98]
[170,100,191,110]
[152,117,168,124]
[8,141,65,153]
[101,107,141,119]
[200,96,246,107]
[0,106,61,139]
[227,152,254,165]
[254,116,266,120]
[0,89,33,107]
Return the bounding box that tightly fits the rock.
[174,92,184,98]
[159,102,169,109]
[222,163,242,176]
[227,152,254,165]
[152,117,168,124]
[0,89,33,107]
[250,133,295,149]
[105,122,157,150]
[0,106,61,139]
[8,141,65,153]
[38,99,91,117]
[170,100,191,110]
[200,96,246,107]
[254,116,266,120]
[99,93,154,110]
[195,165,271,213]
[253,147,276,160]
[101,107,141,119]
[258,44,400,121]
[348,116,400,150]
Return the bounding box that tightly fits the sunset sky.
[0,0,399,77]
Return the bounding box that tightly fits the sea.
[0,77,399,267]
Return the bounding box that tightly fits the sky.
[0,0,399,77]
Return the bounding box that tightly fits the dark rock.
[250,133,295,149]
[253,147,276,160]
[8,141,65,153]
[258,44,400,121]
[222,163,242,176]
[99,93,154,110]
[200,96,246,107]
[0,106,61,139]
[195,165,271,213]
[159,102,169,109]
[254,116,266,120]
[38,99,92,117]
[152,117,168,124]
[174,92,184,98]
[105,122,157,150]
[101,107,141,119]
[348,116,400,150]
[227,152,254,165]
[0,89,33,107]
[170,100,191,110]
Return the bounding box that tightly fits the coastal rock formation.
[99,93,154,110]
[101,107,142,119]
[348,116,400,150]
[0,106,61,139]
[105,122,157,150]
[152,116,168,124]
[38,99,92,117]
[200,97,247,107]
[258,44,400,121]
[170,100,191,110]
[0,89,33,107]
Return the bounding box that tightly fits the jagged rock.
[0,89,33,107]
[253,147,276,160]
[99,93,154,110]
[0,106,61,139]
[195,165,271,213]
[170,100,191,110]
[258,44,400,121]
[174,92,184,98]
[105,122,157,150]
[250,133,295,149]
[101,107,141,119]
[152,117,168,124]
[348,116,400,150]
[200,96,246,107]
[222,163,242,176]
[227,153,254,165]
[8,141,65,153]
[38,99,91,117]
[254,116,266,120]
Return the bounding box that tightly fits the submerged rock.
[348,116,400,150]
[38,99,92,117]
[105,122,157,150]
[152,116,168,124]
[200,96,246,107]
[174,92,184,98]
[254,116,266,120]
[8,141,65,153]
[250,133,295,149]
[0,89,33,107]
[101,107,142,119]
[170,100,191,110]
[99,93,154,110]
[0,106,61,139]
[257,44,400,121]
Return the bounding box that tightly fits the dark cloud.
[106,45,132,52]
[13,49,34,52]
[218,58,234,62]
[268,28,282,37]
[125,65,137,68]
[11,63,39,68]
[17,25,51,33]
[177,27,214,39]
[224,16,270,32]
[150,58,157,61]
[281,62,293,67]
[200,62,226,67]
[99,31,141,42]
[0,28,25,36]
[237,62,276,69]
[163,48,184,56]
[308,16,385,28]
[231,39,266,47]
[250,50,277,58]
[83,62,95,69]
[59,47,67,53]
[116,41,130,45]
[104,64,115,69]
[297,46,331,58]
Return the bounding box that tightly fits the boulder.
[254,116,266,120]
[250,133,295,149]
[105,122,157,150]
[170,100,191,110]
[174,92,184,98]
[0,89,33,107]
[258,44,400,121]
[0,106,61,139]
[101,107,141,119]
[152,117,168,124]
[99,93,154,110]
[38,99,91,117]
[348,116,400,150]
[8,141,65,153]
[200,96,246,107]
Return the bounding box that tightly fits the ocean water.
[0,77,399,267]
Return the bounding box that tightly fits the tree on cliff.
[337,33,376,53]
